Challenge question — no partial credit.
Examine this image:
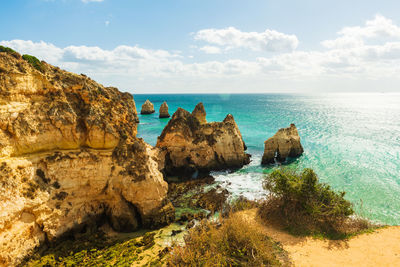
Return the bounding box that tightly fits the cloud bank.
[2,15,400,93]
[194,27,299,52]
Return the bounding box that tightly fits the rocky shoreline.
[0,48,305,266]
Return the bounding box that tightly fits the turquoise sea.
[135,94,400,225]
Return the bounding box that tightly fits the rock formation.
[191,102,206,124]
[156,103,250,177]
[0,50,174,265]
[159,101,170,118]
[141,99,155,114]
[261,124,304,165]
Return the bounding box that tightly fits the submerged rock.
[159,101,170,118]
[156,103,250,177]
[261,123,304,165]
[0,50,174,266]
[141,99,155,114]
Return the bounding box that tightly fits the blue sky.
[2,0,400,93]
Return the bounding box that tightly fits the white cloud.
[199,46,222,54]
[322,15,400,49]
[0,40,63,62]
[340,15,400,39]
[105,20,110,26]
[2,15,400,93]
[194,26,299,52]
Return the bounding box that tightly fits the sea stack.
[159,101,170,118]
[261,124,304,165]
[156,103,250,177]
[0,50,174,265]
[141,99,155,114]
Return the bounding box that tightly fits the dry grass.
[168,213,288,266]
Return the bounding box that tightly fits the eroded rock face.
[159,101,170,118]
[191,102,206,124]
[0,51,174,266]
[261,124,304,165]
[141,99,155,114]
[156,103,250,177]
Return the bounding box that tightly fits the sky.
[1,0,400,93]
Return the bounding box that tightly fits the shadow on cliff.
[22,221,158,266]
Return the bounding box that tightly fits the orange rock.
[262,124,304,165]
[159,101,170,118]
[141,99,155,114]
[156,103,250,177]
[0,51,173,266]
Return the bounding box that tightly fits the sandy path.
[240,209,400,267]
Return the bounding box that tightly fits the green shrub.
[0,45,20,58]
[22,54,44,72]
[0,45,16,54]
[168,213,287,266]
[259,168,357,238]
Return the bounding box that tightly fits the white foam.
[211,154,267,200]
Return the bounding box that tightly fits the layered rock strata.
[261,124,304,165]
[0,51,174,266]
[159,101,170,118]
[141,99,155,114]
[156,103,250,177]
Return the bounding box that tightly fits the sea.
[134,93,400,225]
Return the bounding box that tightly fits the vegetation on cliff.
[0,45,17,55]
[258,168,372,238]
[22,54,44,72]
[24,231,162,266]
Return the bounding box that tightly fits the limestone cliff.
[156,103,250,177]
[0,51,174,266]
[261,124,304,165]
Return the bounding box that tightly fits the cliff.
[0,51,174,265]
[261,124,304,164]
[156,103,250,177]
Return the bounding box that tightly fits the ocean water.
[134,93,400,225]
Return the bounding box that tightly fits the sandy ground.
[240,209,400,267]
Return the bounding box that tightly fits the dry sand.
[240,209,400,267]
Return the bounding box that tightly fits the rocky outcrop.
[191,102,206,124]
[141,99,155,114]
[156,103,250,177]
[159,101,170,118]
[261,124,304,165]
[0,50,174,266]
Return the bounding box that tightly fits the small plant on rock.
[0,45,20,58]
[22,54,44,72]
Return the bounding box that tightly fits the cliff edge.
[0,51,174,265]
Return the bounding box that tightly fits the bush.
[22,54,44,72]
[168,213,287,266]
[258,168,358,238]
[0,45,20,58]
[0,45,17,54]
